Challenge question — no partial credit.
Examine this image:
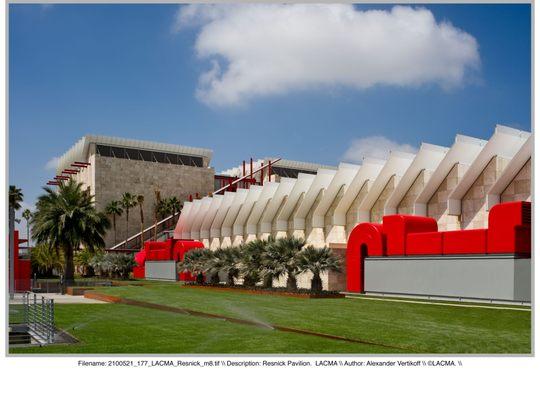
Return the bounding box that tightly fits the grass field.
[11,283,531,354]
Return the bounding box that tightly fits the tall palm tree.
[296,246,342,292]
[105,200,123,246]
[22,209,32,243]
[153,190,161,241]
[9,185,23,211]
[168,196,182,224]
[32,179,110,284]
[263,236,305,291]
[156,198,170,220]
[121,192,137,248]
[136,194,145,249]
[9,186,23,296]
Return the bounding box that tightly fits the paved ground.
[10,293,106,304]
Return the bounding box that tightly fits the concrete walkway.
[10,293,106,304]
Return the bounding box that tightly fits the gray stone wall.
[92,153,214,247]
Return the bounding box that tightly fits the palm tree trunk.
[26,220,31,257]
[9,206,15,298]
[139,205,144,249]
[311,273,323,292]
[125,210,129,249]
[153,210,157,241]
[63,243,75,285]
[113,215,117,245]
[286,273,297,291]
[263,275,273,288]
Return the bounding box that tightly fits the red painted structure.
[11,230,31,292]
[346,201,531,293]
[133,238,204,281]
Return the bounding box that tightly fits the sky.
[8,3,531,230]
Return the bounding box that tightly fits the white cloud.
[342,136,418,163]
[45,156,60,171]
[175,4,480,107]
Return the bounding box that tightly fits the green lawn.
[11,303,389,354]
[11,283,531,354]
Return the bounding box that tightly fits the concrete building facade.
[174,124,532,291]
[54,135,215,247]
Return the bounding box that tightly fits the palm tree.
[74,248,101,277]
[32,179,110,284]
[9,186,23,295]
[156,198,170,220]
[153,190,161,241]
[22,209,32,243]
[9,185,23,211]
[136,194,145,249]
[31,243,64,277]
[167,196,182,223]
[121,192,137,248]
[296,246,342,292]
[241,238,272,287]
[263,236,305,291]
[183,248,214,283]
[105,200,123,246]
[219,246,242,286]
[206,248,227,284]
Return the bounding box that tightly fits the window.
[95,144,203,167]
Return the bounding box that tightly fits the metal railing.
[23,292,55,344]
[110,213,179,250]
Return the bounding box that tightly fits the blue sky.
[9,3,531,216]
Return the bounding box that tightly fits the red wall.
[134,239,204,281]
[346,201,531,293]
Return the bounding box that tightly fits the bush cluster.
[89,252,136,279]
[181,237,342,292]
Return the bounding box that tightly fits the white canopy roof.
[221,189,249,237]
[219,158,336,177]
[384,143,448,214]
[57,134,213,173]
[190,197,213,240]
[274,173,316,232]
[486,134,532,209]
[331,158,386,226]
[311,163,361,228]
[210,191,236,238]
[356,151,416,222]
[246,182,280,235]
[232,186,263,236]
[259,178,297,234]
[200,194,224,239]
[292,168,337,230]
[413,134,487,216]
[448,125,531,215]
[173,201,192,239]
[181,199,201,239]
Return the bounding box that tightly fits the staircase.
[109,213,179,251]
[9,326,31,345]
